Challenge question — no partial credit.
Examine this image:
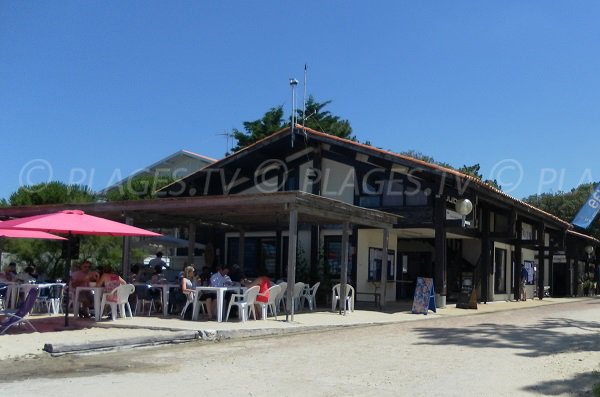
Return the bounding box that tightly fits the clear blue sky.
[2,1,599,202]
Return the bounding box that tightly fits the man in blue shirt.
[520,265,528,301]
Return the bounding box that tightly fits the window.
[227,237,277,277]
[368,247,395,281]
[405,184,429,206]
[494,248,507,293]
[323,236,352,278]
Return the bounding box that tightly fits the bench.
[354,291,381,309]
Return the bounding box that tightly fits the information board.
[411,277,436,315]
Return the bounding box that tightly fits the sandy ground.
[1,298,600,396]
[0,297,582,360]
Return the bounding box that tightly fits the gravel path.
[2,299,600,396]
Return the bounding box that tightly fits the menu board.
[411,277,436,315]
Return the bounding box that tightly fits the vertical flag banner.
[573,184,600,229]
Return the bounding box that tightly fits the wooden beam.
[340,222,350,316]
[379,228,389,309]
[187,222,196,267]
[286,208,298,322]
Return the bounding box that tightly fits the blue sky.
[1,1,599,202]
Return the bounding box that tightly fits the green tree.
[230,98,354,152]
[399,152,502,190]
[298,96,354,140]
[9,182,96,206]
[103,175,175,201]
[457,164,501,190]
[231,106,286,152]
[400,150,453,169]
[523,183,600,240]
[3,180,147,277]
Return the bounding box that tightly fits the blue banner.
[573,184,600,229]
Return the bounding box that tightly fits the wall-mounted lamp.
[455,198,473,216]
[585,245,594,256]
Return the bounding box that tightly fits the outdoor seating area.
[0,275,361,335]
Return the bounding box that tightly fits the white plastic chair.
[291,282,305,312]
[332,283,354,312]
[275,282,287,313]
[257,284,281,320]
[225,285,260,322]
[35,284,64,315]
[180,291,207,319]
[300,282,320,311]
[135,285,162,316]
[100,284,135,320]
[180,291,195,318]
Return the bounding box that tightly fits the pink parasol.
[0,209,161,326]
[0,209,161,237]
[0,228,66,240]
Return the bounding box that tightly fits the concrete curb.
[42,330,199,356]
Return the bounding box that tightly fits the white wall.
[240,176,279,194]
[357,229,397,303]
[321,158,355,204]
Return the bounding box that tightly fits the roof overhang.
[0,192,399,231]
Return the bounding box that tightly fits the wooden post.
[340,222,350,315]
[537,223,545,300]
[513,220,522,301]
[434,194,447,308]
[238,229,245,272]
[480,206,490,303]
[286,208,298,322]
[275,230,282,279]
[379,228,389,310]
[122,217,133,280]
[187,222,196,267]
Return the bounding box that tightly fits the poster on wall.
[368,247,395,281]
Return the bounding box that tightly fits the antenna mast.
[290,77,299,148]
[302,64,307,137]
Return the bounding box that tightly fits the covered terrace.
[0,191,399,320]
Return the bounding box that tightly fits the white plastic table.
[192,286,243,322]
[134,283,179,316]
[73,286,104,321]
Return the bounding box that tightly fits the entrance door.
[395,251,433,300]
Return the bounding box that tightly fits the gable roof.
[103,149,216,193]
[163,125,571,228]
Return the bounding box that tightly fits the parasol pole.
[64,232,72,327]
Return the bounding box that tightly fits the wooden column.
[434,194,447,308]
[187,222,196,267]
[379,228,389,310]
[238,229,245,271]
[286,208,298,322]
[513,220,522,301]
[121,216,133,280]
[537,223,545,300]
[275,230,282,279]
[566,238,574,296]
[480,206,491,303]
[340,222,350,315]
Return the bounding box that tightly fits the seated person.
[244,270,271,319]
[3,262,17,282]
[97,266,126,294]
[228,264,244,284]
[69,260,100,318]
[207,265,231,319]
[198,266,211,286]
[181,266,213,319]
